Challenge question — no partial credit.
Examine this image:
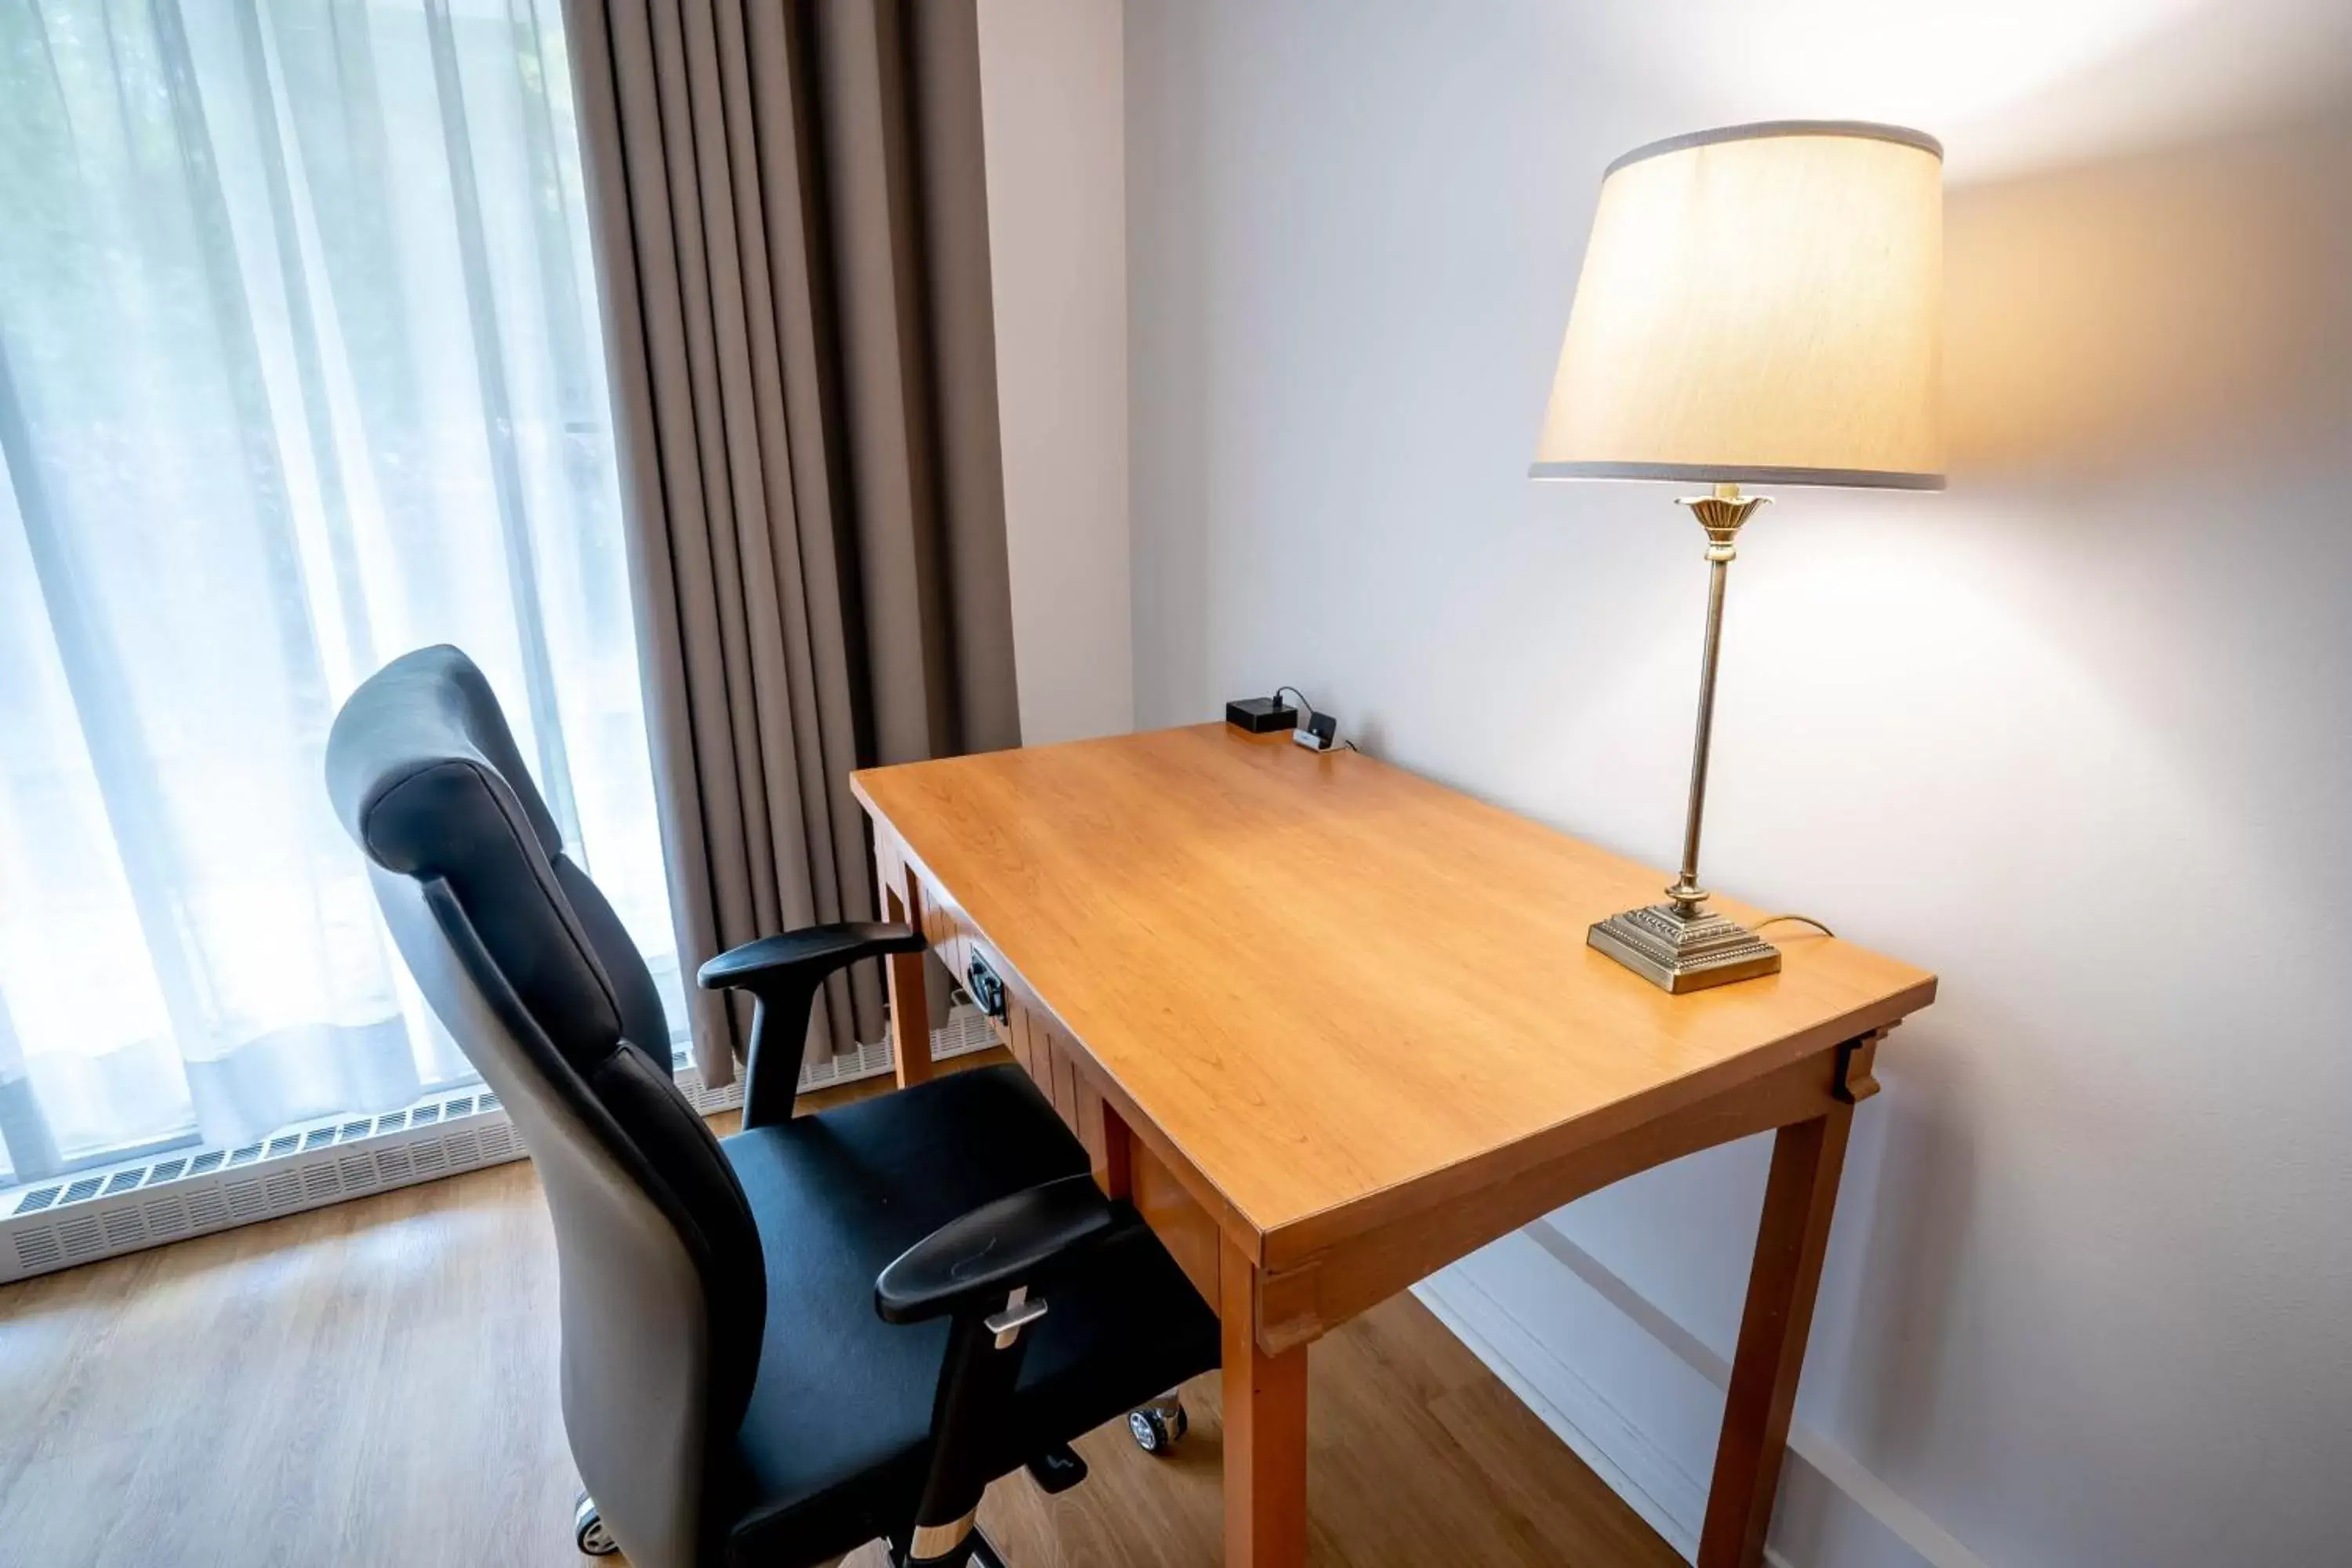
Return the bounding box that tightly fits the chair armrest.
[877,1175,1131,1563]
[875,1174,1123,1325]
[696,921,925,992]
[695,922,927,1129]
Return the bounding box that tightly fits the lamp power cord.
[1754,913,1836,938]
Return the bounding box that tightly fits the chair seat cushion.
[717,1066,1221,1566]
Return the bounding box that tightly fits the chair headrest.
[326,644,624,1062]
[325,644,564,866]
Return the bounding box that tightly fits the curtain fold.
[568,0,1020,1087]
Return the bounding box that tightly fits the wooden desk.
[852,725,1935,1568]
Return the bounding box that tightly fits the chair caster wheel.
[575,1491,620,1556]
[1128,1399,1188,1454]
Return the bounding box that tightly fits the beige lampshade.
[1532,122,1945,490]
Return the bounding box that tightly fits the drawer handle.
[966,951,1008,1022]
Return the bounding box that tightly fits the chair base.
[892,1523,1007,1568]
[1024,1443,1089,1495]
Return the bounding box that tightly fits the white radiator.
[0,1004,1000,1286]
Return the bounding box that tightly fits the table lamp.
[1532,121,1944,993]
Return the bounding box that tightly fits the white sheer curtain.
[0,0,681,1185]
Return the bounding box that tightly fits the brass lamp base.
[1588,901,1781,993]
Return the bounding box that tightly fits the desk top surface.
[853,724,1934,1257]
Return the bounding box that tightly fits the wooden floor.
[0,1080,1679,1568]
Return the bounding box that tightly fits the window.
[0,0,677,1184]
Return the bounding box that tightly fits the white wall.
[1124,2,2352,1563]
[975,0,1134,746]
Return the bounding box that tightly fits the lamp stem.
[1584,483,1783,993]
[1668,482,1769,915]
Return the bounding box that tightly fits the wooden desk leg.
[1698,1104,1856,1568]
[880,862,932,1089]
[1221,1236,1308,1568]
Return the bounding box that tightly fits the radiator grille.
[1,1004,996,1284]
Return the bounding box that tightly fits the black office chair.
[325,647,1218,1568]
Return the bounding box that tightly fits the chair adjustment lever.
[984,1290,1048,1348]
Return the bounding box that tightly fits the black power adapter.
[1225,695,1299,734]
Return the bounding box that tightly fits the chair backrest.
[325,645,761,1568]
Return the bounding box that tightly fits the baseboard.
[1417,1223,1990,1568]
[1414,1265,1704,1558]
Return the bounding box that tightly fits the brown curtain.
[567,0,1022,1086]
